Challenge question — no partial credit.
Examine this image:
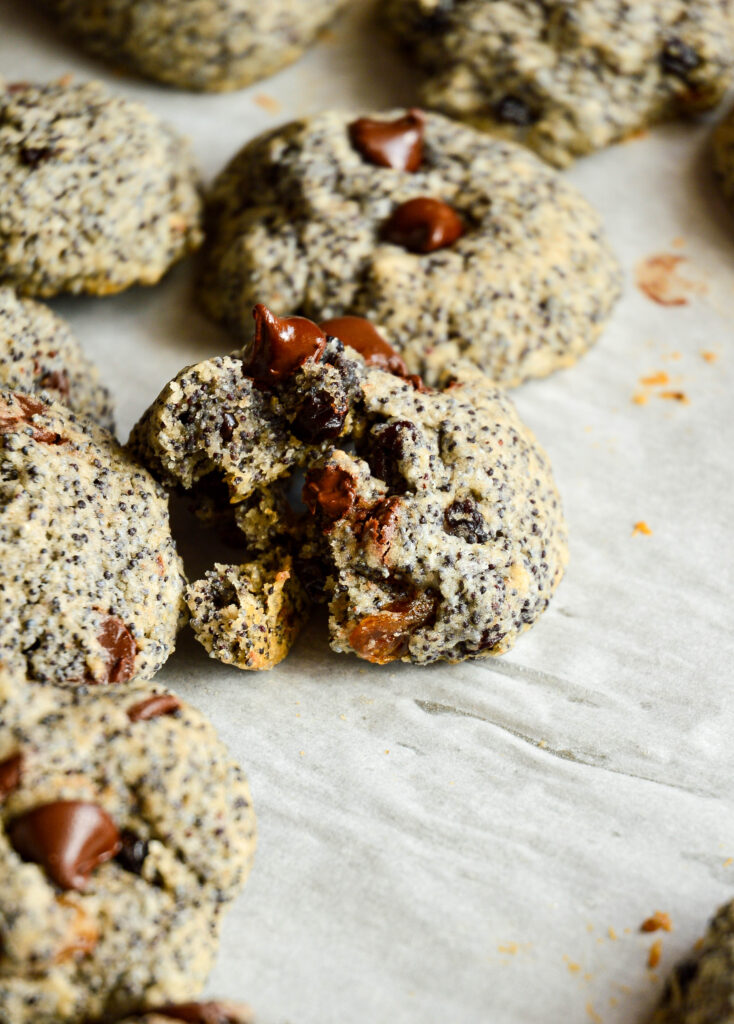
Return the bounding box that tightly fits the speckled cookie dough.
[131,306,568,667]
[0,390,186,706]
[0,286,114,430]
[35,0,347,92]
[199,109,620,387]
[0,687,256,1024]
[651,899,734,1023]
[712,105,734,212]
[0,79,203,297]
[110,1004,252,1024]
[186,552,308,669]
[381,0,734,167]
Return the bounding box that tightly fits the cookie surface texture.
[34,0,348,91]
[0,79,202,297]
[381,0,734,166]
[0,286,114,430]
[199,109,620,387]
[0,391,185,710]
[0,688,255,1024]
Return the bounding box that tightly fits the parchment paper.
[1,3,734,1022]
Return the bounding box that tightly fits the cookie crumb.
[701,350,718,363]
[586,1002,603,1023]
[633,521,653,536]
[635,254,705,306]
[659,390,689,404]
[641,911,672,932]
[640,371,670,386]
[253,93,281,114]
[648,938,663,969]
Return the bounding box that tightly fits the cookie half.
[0,286,114,430]
[34,0,348,92]
[0,687,256,1024]
[0,79,202,297]
[382,0,734,167]
[199,109,620,387]
[0,390,185,709]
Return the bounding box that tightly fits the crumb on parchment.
[641,911,672,932]
[633,522,653,536]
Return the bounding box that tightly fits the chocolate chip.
[20,145,54,167]
[0,753,22,800]
[319,316,408,376]
[8,800,121,890]
[494,95,539,127]
[661,38,701,79]
[383,197,463,254]
[303,465,357,523]
[292,555,329,604]
[95,616,137,684]
[127,693,182,722]
[348,589,437,664]
[154,1003,246,1024]
[115,828,149,875]
[348,109,425,172]
[219,412,237,443]
[37,369,70,399]
[243,305,326,385]
[363,420,418,494]
[293,388,348,443]
[444,498,488,544]
[357,496,402,560]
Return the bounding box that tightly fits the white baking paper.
[2,3,734,1022]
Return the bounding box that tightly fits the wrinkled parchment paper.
[2,3,734,1021]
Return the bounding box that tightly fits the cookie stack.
[3,0,734,1018]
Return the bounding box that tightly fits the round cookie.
[0,79,203,297]
[381,0,734,167]
[109,1002,252,1023]
[199,109,621,388]
[34,0,348,92]
[0,687,256,1024]
[0,286,114,430]
[130,306,568,667]
[0,389,186,707]
[651,899,734,1023]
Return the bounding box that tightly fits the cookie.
[0,390,185,708]
[651,899,734,1023]
[130,305,568,667]
[0,79,203,297]
[34,0,348,92]
[0,286,114,430]
[186,553,309,670]
[110,1005,252,1024]
[0,686,256,1024]
[712,104,734,211]
[381,0,734,167]
[199,109,620,387]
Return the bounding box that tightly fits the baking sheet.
[2,3,734,1022]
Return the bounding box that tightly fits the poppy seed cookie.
[0,79,203,297]
[651,898,734,1023]
[0,687,256,1024]
[131,306,568,667]
[381,0,734,167]
[34,0,348,92]
[199,109,620,387]
[0,390,185,711]
[0,286,114,430]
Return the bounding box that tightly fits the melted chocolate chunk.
[293,388,348,444]
[443,498,488,544]
[495,95,539,127]
[319,316,408,376]
[661,38,701,79]
[127,693,182,722]
[383,197,463,254]
[115,829,149,876]
[220,412,237,443]
[303,465,357,523]
[37,369,71,398]
[0,393,64,444]
[154,1003,246,1024]
[348,109,425,172]
[8,800,121,890]
[358,496,402,560]
[95,616,137,684]
[363,420,418,495]
[0,753,23,800]
[244,305,326,385]
[348,589,437,664]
